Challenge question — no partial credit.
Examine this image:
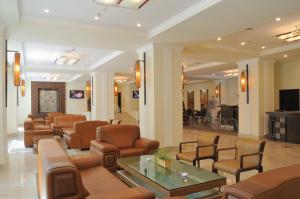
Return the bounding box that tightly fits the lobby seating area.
[2,0,300,198]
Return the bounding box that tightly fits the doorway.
[117,92,122,113]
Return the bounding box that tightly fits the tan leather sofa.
[37,139,155,199]
[222,164,300,199]
[63,120,108,149]
[45,112,64,126]
[51,115,86,136]
[90,125,159,171]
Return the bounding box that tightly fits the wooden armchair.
[213,139,265,182]
[176,134,220,167]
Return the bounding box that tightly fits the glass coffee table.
[117,155,226,198]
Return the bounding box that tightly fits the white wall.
[221,78,238,106]
[18,79,31,125]
[6,65,18,134]
[66,81,88,115]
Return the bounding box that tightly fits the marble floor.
[1,128,300,198]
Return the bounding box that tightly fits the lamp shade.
[240,71,246,92]
[21,79,25,97]
[86,81,91,97]
[14,53,21,86]
[135,60,141,88]
[215,85,219,97]
[114,82,118,96]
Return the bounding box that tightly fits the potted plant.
[154,149,171,168]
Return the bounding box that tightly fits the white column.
[138,43,183,147]
[91,72,114,121]
[237,58,275,138]
[0,28,7,164]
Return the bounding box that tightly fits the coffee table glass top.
[118,155,225,191]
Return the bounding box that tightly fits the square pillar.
[138,43,183,147]
[0,28,7,164]
[237,58,275,138]
[91,72,114,121]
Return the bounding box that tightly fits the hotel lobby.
[1,0,300,198]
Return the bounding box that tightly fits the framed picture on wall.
[70,90,84,99]
[133,90,139,99]
[39,89,58,113]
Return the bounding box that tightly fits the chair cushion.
[214,159,259,174]
[120,148,145,158]
[63,127,74,136]
[80,166,129,195]
[177,147,214,163]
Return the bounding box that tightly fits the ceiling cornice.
[148,0,223,39]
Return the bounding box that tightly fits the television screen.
[70,90,84,99]
[133,90,139,99]
[280,89,300,111]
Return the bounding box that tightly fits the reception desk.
[266,111,300,144]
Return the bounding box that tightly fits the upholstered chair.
[176,134,220,167]
[213,139,265,182]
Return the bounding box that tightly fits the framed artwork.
[70,90,84,99]
[133,90,139,99]
[200,89,209,108]
[38,89,58,113]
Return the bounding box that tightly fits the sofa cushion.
[120,148,145,158]
[80,166,129,195]
[63,127,75,136]
[99,125,140,149]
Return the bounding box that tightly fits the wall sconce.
[215,85,220,97]
[135,60,141,88]
[21,79,25,97]
[240,71,247,92]
[114,82,118,96]
[86,81,91,97]
[14,53,21,86]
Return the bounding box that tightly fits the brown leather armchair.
[51,115,86,136]
[38,139,155,199]
[176,134,220,167]
[45,112,64,126]
[213,139,265,182]
[222,164,300,199]
[90,124,159,171]
[63,120,108,149]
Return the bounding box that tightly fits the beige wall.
[274,60,300,109]
[66,81,88,114]
[184,78,238,110]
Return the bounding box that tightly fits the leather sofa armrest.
[134,137,159,154]
[90,140,119,172]
[24,129,53,136]
[69,154,103,170]
[86,187,155,199]
[24,120,33,130]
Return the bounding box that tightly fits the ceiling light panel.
[119,0,149,10]
[93,0,149,10]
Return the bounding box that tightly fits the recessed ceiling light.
[212,73,215,76]
[276,17,281,22]
[44,9,50,14]
[261,46,266,49]
[241,42,246,45]
[217,37,222,41]
[137,23,142,27]
[94,16,100,20]
[284,54,288,58]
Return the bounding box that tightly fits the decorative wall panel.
[31,82,65,116]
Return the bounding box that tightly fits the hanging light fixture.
[114,82,118,96]
[14,53,21,86]
[21,79,26,97]
[135,60,141,88]
[86,81,91,97]
[240,71,247,92]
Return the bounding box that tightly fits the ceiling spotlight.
[94,16,99,20]
[241,42,246,45]
[217,37,222,41]
[137,23,142,27]
[44,9,50,14]
[261,46,266,49]
[284,54,288,58]
[276,17,281,22]
[212,73,215,76]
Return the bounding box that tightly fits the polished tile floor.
[1,128,300,198]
